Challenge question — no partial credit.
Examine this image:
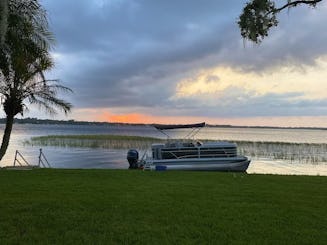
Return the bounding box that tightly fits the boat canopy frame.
[153,122,206,140]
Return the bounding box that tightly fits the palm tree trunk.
[0,114,14,161]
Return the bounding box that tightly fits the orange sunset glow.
[97,112,155,124]
[95,111,200,124]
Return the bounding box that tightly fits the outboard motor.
[127,149,139,169]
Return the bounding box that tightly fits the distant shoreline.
[0,117,326,130]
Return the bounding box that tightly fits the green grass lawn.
[0,170,326,244]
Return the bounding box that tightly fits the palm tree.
[0,0,72,160]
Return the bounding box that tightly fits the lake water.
[0,124,326,176]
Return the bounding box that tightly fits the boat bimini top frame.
[153,122,206,140]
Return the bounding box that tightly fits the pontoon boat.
[127,122,250,172]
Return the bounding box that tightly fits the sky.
[14,0,327,127]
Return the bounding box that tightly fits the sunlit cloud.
[175,57,327,101]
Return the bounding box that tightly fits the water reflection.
[0,124,326,176]
[248,160,327,176]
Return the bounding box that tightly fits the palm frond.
[0,0,9,44]
[24,79,72,115]
[8,0,54,50]
[28,93,72,115]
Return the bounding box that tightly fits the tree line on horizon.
[0,117,325,130]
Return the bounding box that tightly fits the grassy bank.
[26,134,327,163]
[0,169,326,244]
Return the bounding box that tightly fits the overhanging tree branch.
[238,0,324,43]
[273,0,323,13]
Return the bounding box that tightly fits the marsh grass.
[236,141,327,164]
[25,135,164,150]
[26,135,327,163]
[0,169,326,244]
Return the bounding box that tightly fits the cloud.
[38,0,327,122]
[166,90,327,118]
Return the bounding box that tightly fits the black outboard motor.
[127,149,139,169]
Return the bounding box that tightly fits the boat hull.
[148,156,250,172]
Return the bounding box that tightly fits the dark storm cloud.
[43,0,327,115]
[44,0,238,108]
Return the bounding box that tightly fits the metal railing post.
[38,149,42,167]
[13,150,18,166]
[38,148,51,168]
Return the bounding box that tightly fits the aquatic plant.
[235,141,327,164]
[25,135,327,164]
[25,135,164,150]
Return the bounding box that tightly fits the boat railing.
[177,154,237,159]
[160,148,237,160]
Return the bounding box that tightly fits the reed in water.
[235,141,327,164]
[25,135,164,150]
[25,135,327,163]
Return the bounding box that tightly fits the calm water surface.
[0,124,326,175]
